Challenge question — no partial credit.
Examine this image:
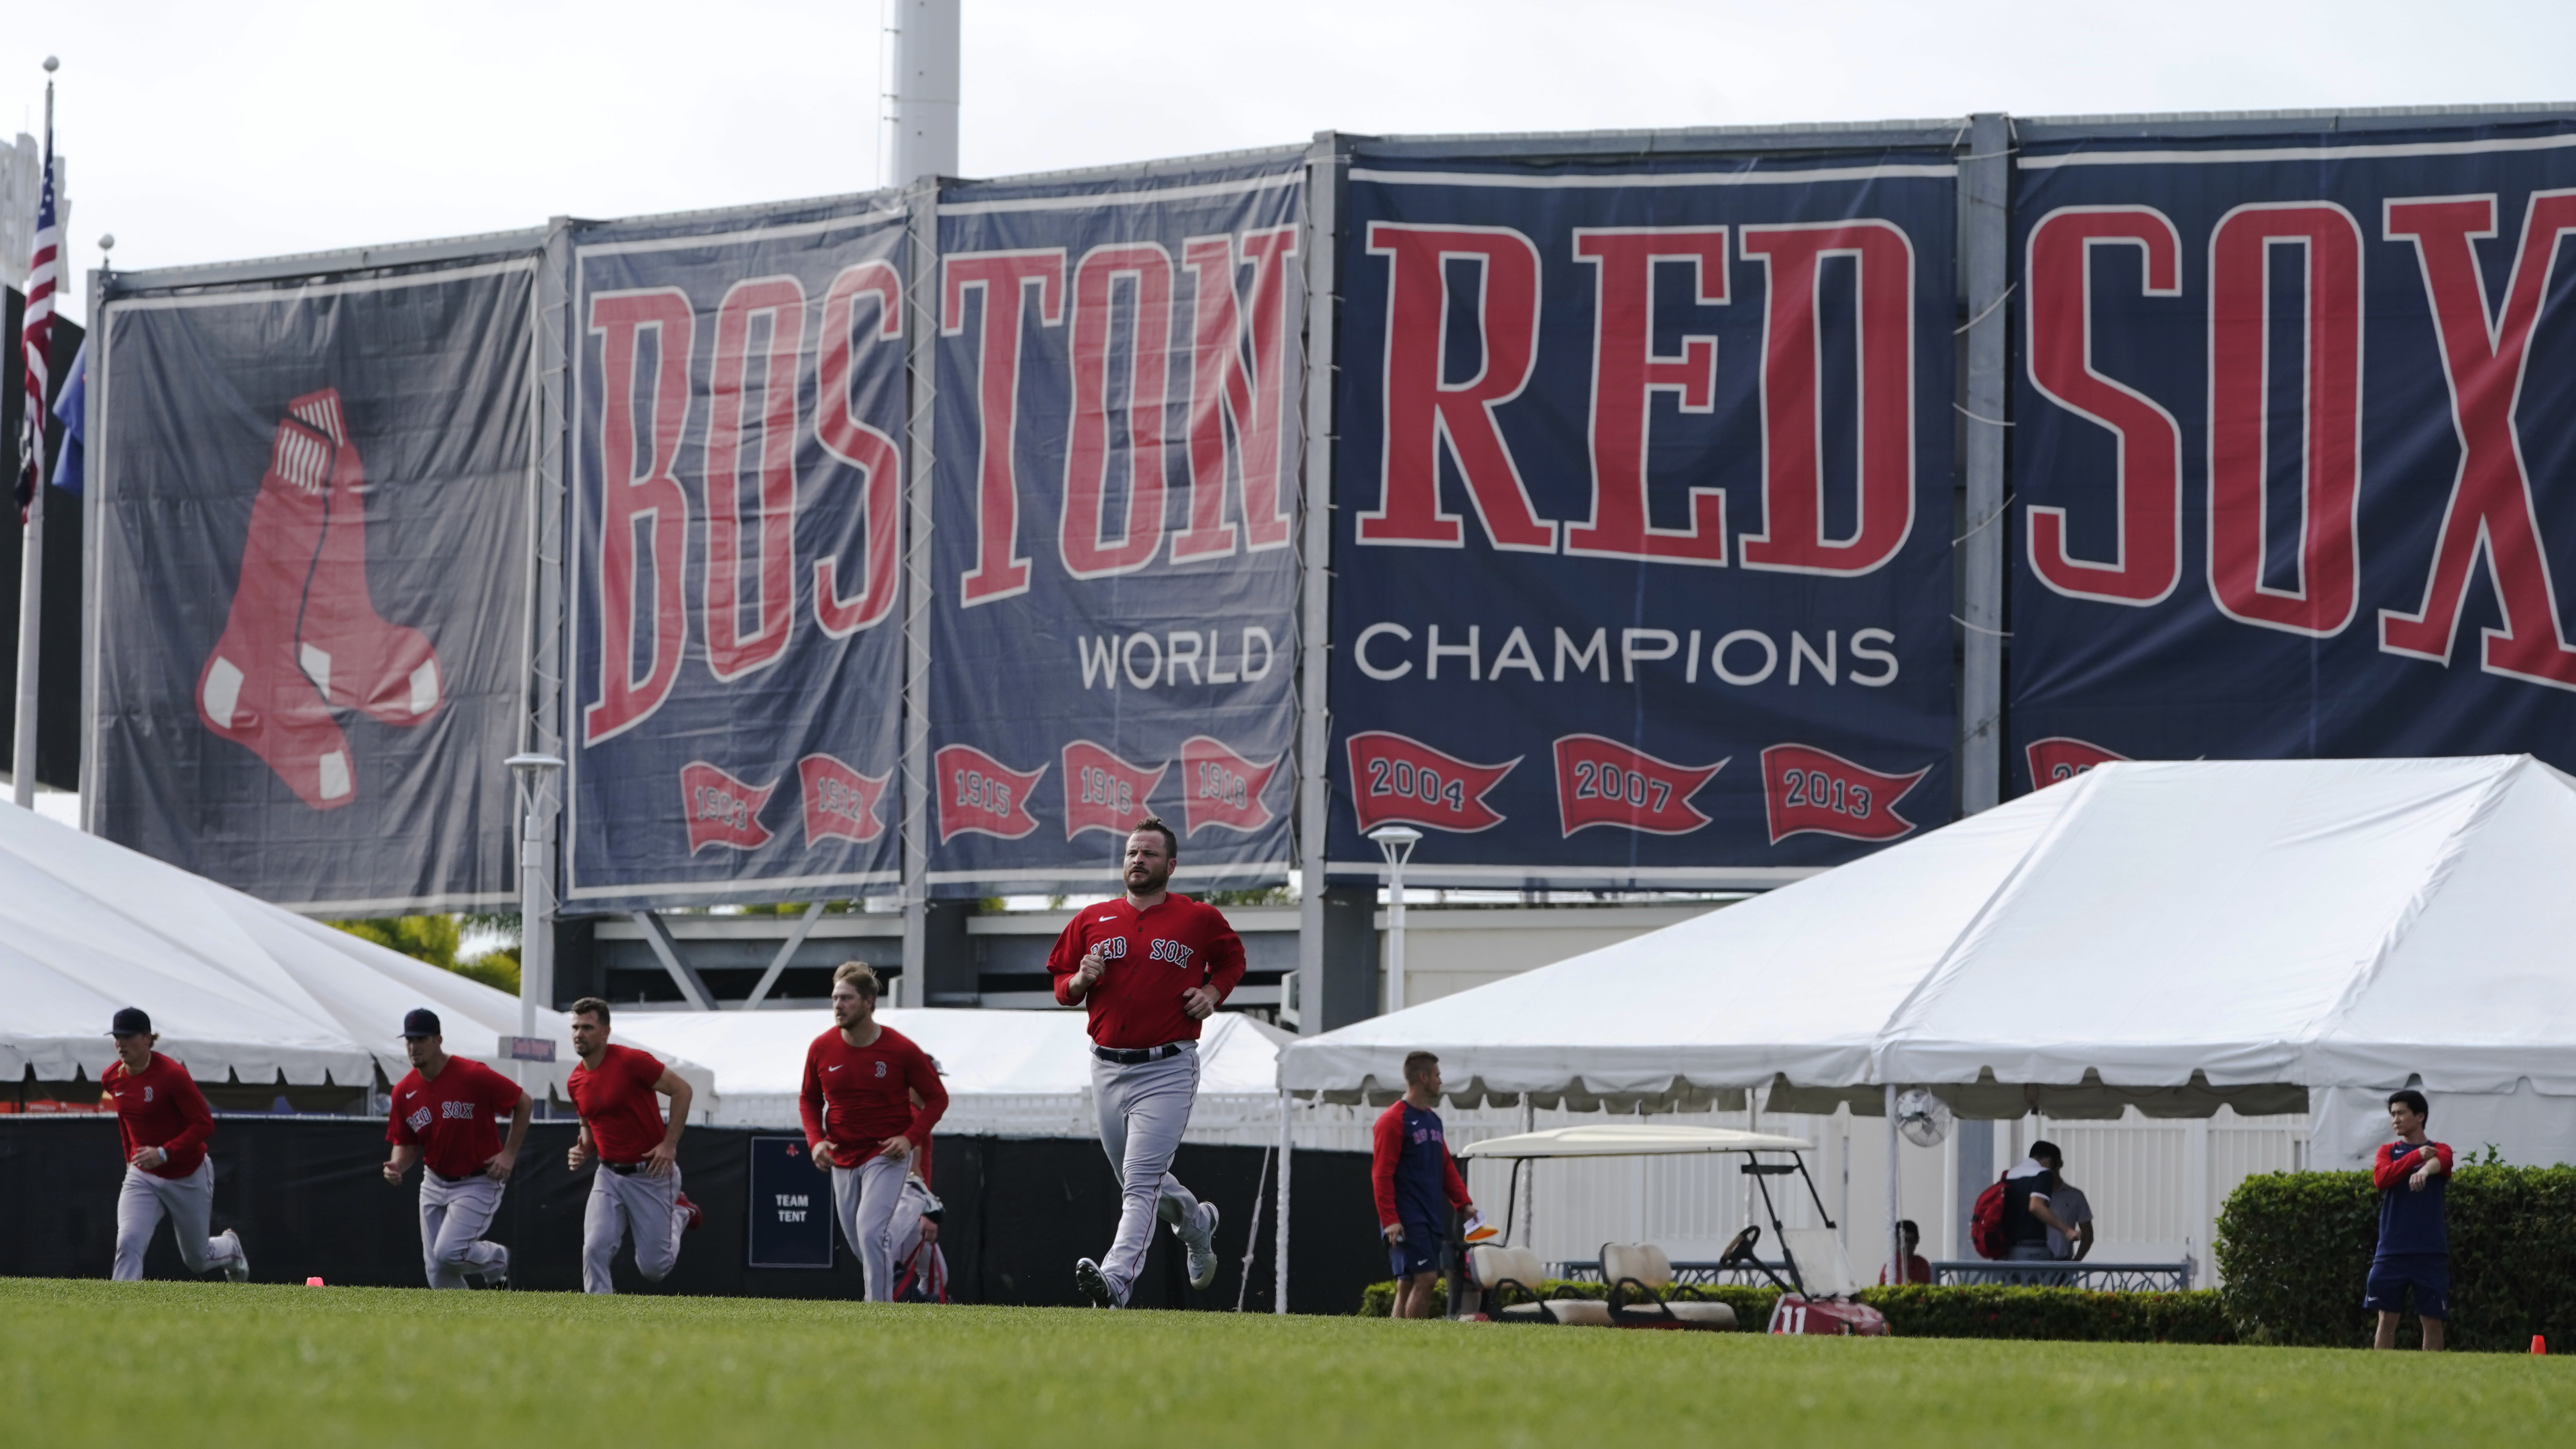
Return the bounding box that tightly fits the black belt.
[604,1161,644,1176]
[428,1168,488,1186]
[1092,1042,1187,1065]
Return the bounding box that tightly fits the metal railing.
[1929,1259,2195,1291]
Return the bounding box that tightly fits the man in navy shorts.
[2366,1088,2452,1350]
[1372,1051,1475,1318]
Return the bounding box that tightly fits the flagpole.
[11,57,56,811]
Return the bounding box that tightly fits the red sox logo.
[196,388,443,810]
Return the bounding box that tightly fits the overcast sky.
[11,0,2576,319]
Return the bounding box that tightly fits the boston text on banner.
[927,154,1307,895]
[86,255,537,912]
[1326,147,1959,885]
[2007,118,2576,787]
[568,199,908,907]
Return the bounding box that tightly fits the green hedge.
[1358,1277,2230,1343]
[2216,1163,2576,1351]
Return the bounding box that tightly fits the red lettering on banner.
[935,744,1046,843]
[814,260,903,637]
[585,290,695,745]
[943,250,1067,606]
[2024,736,2127,790]
[1179,736,1281,836]
[2207,204,2363,637]
[703,276,804,680]
[1737,222,1916,576]
[797,753,889,848]
[1346,731,1517,834]
[1566,228,1730,566]
[681,760,777,853]
[2024,206,2185,605]
[1552,734,1726,837]
[2379,192,2576,690]
[1061,740,1168,840]
[1759,744,1926,844]
[1359,224,1555,552]
[1061,244,1173,579]
[1174,228,1298,562]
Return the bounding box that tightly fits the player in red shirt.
[800,962,947,1301]
[382,1008,530,1289]
[1047,818,1245,1307]
[102,1008,249,1283]
[566,997,702,1294]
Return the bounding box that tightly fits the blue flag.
[48,340,84,496]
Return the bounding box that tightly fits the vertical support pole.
[1957,112,2012,815]
[526,217,572,1020]
[1885,1083,1902,1292]
[883,0,961,185]
[1294,132,1347,1034]
[1382,854,1405,1014]
[2187,1112,2212,1286]
[10,81,53,813]
[79,270,108,832]
[899,178,940,1009]
[1273,1090,1293,1314]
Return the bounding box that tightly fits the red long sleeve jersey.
[1046,894,1248,1049]
[102,1053,215,1180]
[799,1025,947,1168]
[1371,1099,1472,1230]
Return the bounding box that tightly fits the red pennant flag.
[797,753,889,847]
[935,744,1046,843]
[1346,731,1516,834]
[2025,736,2128,790]
[1760,744,1929,844]
[1061,740,1168,840]
[1552,735,1726,837]
[1178,736,1282,837]
[681,760,777,853]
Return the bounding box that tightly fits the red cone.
[2535,1335,2547,1355]
[289,390,443,726]
[198,413,356,811]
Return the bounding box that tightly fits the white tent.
[1278,756,2576,1124]
[0,803,590,1096]
[620,1006,1288,1134]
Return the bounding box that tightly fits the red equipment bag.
[1767,1295,1890,1336]
[1969,1171,2013,1259]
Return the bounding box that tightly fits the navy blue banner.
[569,205,907,907]
[2008,123,2576,791]
[928,158,1305,896]
[1327,152,1959,886]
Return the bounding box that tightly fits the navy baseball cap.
[108,1007,152,1036]
[401,1008,443,1039]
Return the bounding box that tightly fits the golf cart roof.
[1456,1124,1814,1159]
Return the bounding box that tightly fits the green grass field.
[4,1279,2569,1448]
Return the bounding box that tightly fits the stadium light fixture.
[1367,825,1422,1016]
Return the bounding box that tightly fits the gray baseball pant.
[582,1165,685,1294]
[1092,1043,1205,1304]
[831,1153,910,1302]
[113,1158,240,1281]
[419,1170,507,1289]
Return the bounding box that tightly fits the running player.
[565,997,704,1294]
[102,1008,249,1283]
[800,962,948,1301]
[1372,1051,1475,1318]
[1050,818,1242,1308]
[382,1008,529,1289]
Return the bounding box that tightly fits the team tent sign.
[1326,149,1958,886]
[2008,122,2576,785]
[926,157,1306,894]
[568,203,908,908]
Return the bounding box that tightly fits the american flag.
[15,122,58,523]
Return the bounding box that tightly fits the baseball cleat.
[218,1229,250,1283]
[676,1192,705,1232]
[476,1245,511,1290]
[1180,1202,1220,1291]
[1073,1257,1117,1308]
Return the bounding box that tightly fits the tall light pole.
[1367,825,1421,1016]
[504,752,563,1061]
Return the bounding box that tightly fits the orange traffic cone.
[306,1277,326,1287]
[2532,1335,2546,1355]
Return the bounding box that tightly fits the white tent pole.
[1885,1082,1901,1288]
[1273,1089,1292,1314]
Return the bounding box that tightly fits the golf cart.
[1453,1123,1889,1336]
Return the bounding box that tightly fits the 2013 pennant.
[1759,744,1928,844]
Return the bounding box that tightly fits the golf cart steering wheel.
[1716,1225,1762,1268]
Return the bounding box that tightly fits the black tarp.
[0,1117,1382,1313]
